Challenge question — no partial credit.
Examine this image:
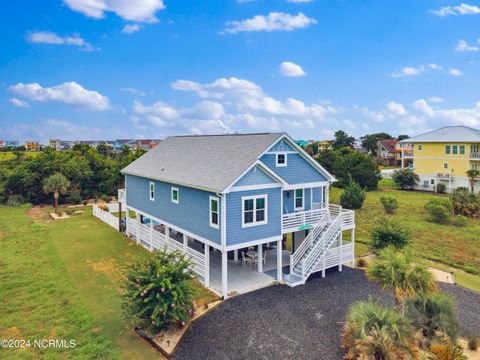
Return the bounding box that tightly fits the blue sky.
[1,0,480,143]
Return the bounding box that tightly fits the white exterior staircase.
[284,206,351,287]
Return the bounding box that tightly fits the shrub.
[122,250,197,333]
[6,194,24,207]
[424,198,453,224]
[449,188,480,217]
[356,257,367,268]
[340,181,366,210]
[343,300,416,360]
[67,191,83,205]
[406,293,459,343]
[380,196,398,214]
[99,194,112,203]
[468,336,478,351]
[436,183,446,194]
[452,215,468,227]
[429,343,467,360]
[392,168,420,190]
[369,217,411,252]
[98,205,108,212]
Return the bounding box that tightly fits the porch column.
[233,249,238,262]
[276,239,282,281]
[221,250,228,299]
[338,231,343,272]
[310,187,313,209]
[135,211,141,244]
[149,219,154,251]
[183,233,188,253]
[204,244,210,287]
[257,245,263,272]
[351,228,355,268]
[125,206,129,236]
[325,186,330,208]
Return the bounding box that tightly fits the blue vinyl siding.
[261,153,327,184]
[125,175,221,245]
[282,187,323,214]
[226,188,281,246]
[268,139,295,152]
[233,165,279,187]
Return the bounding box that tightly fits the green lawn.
[0,205,217,359]
[332,181,480,292]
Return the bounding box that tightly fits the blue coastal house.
[121,133,355,298]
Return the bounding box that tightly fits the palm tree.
[343,300,417,360]
[43,173,70,214]
[367,247,438,314]
[466,169,480,193]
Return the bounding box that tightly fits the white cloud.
[428,96,443,103]
[63,0,165,23]
[9,81,111,111]
[449,68,463,76]
[386,101,407,116]
[224,12,317,34]
[413,99,435,117]
[279,61,306,77]
[455,39,479,52]
[432,3,480,16]
[122,24,141,34]
[27,31,98,51]
[120,87,146,96]
[8,98,30,108]
[390,64,442,78]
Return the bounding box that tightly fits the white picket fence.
[126,217,206,279]
[92,204,120,230]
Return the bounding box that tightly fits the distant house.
[136,139,161,151]
[5,140,19,148]
[121,132,355,298]
[0,140,4,149]
[49,139,61,150]
[377,139,399,166]
[59,141,73,151]
[295,140,310,148]
[114,139,136,152]
[25,141,40,152]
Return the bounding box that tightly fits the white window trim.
[294,188,304,211]
[171,187,179,204]
[149,181,155,201]
[276,153,288,167]
[241,194,268,228]
[209,196,219,229]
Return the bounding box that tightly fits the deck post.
[276,239,282,281]
[221,250,228,299]
[183,233,188,254]
[257,245,263,272]
[351,228,355,268]
[149,219,153,251]
[233,249,238,262]
[338,232,343,272]
[135,211,141,245]
[204,244,210,287]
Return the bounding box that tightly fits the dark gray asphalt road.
[175,267,479,360]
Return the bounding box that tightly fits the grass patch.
[0,151,40,162]
[0,205,217,359]
[331,184,480,291]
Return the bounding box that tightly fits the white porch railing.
[313,242,354,272]
[126,217,206,279]
[93,204,120,231]
[282,207,328,233]
[118,189,126,206]
[329,204,355,230]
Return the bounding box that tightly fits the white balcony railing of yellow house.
[436,173,454,179]
[470,152,480,160]
[402,150,414,158]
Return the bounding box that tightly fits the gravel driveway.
[175,267,479,360]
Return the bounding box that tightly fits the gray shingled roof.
[400,126,480,143]
[121,133,284,192]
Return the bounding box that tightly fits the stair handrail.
[289,210,330,274]
[301,213,342,278]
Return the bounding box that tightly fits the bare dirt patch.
[27,206,52,223]
[85,258,125,283]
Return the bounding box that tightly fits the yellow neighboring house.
[400,126,480,192]
[25,140,40,152]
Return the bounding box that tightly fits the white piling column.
[183,233,188,254]
[149,219,154,251]
[257,245,263,272]
[338,232,343,272]
[233,249,238,262]
[204,244,210,287]
[221,250,228,299]
[351,228,355,268]
[276,239,282,281]
[135,212,141,244]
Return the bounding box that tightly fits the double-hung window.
[209,196,219,229]
[276,153,287,167]
[445,145,451,155]
[171,187,179,204]
[242,195,267,227]
[459,145,465,155]
[294,189,304,210]
[149,182,155,201]
[452,145,458,155]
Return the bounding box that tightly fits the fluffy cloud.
[63,0,165,23]
[390,64,442,78]
[9,81,111,111]
[432,3,480,16]
[279,61,306,77]
[26,31,98,51]
[386,101,407,116]
[8,98,30,108]
[449,68,463,76]
[120,87,146,96]
[455,40,479,52]
[224,12,317,34]
[122,24,141,34]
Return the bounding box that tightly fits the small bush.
[369,217,411,253]
[99,194,112,203]
[450,188,480,217]
[392,168,420,190]
[98,204,108,212]
[6,194,24,207]
[67,192,82,204]
[430,343,467,360]
[340,181,366,210]
[356,257,367,268]
[122,250,197,333]
[425,198,453,224]
[380,196,399,214]
[452,215,468,227]
[436,183,446,194]
[64,208,77,216]
[468,337,478,351]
